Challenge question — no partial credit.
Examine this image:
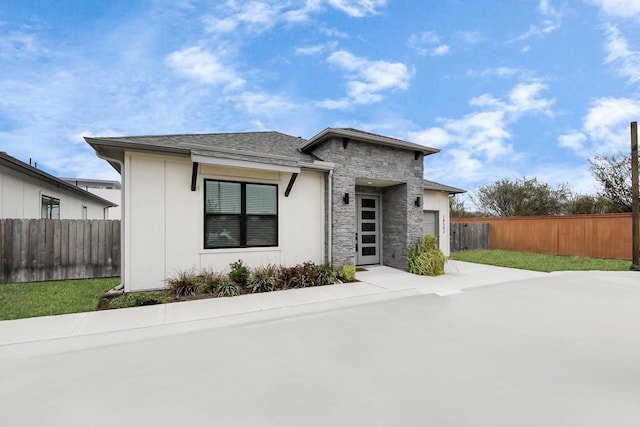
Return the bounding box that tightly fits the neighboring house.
[0,152,117,219]
[422,180,466,256]
[86,128,462,292]
[63,178,122,220]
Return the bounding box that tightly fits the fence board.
[0,219,121,284]
[451,214,632,260]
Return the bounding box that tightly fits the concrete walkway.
[0,261,547,352]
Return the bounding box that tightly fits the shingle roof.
[0,152,118,207]
[423,179,465,194]
[299,127,440,155]
[85,131,321,173]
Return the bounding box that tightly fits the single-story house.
[0,152,117,220]
[63,178,122,220]
[86,128,463,292]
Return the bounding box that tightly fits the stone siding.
[311,137,424,269]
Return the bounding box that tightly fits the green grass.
[0,277,120,320]
[451,250,632,273]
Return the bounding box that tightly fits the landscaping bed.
[103,261,357,310]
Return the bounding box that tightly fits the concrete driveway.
[1,263,639,426]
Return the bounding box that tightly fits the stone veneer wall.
[311,137,424,270]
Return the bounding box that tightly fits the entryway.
[356,194,380,265]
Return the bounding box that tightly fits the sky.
[1,0,640,205]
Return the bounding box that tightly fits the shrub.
[408,235,447,276]
[315,263,336,287]
[276,265,302,289]
[216,281,241,297]
[198,270,227,294]
[229,260,250,286]
[109,292,167,309]
[337,263,356,282]
[167,270,200,298]
[248,265,277,293]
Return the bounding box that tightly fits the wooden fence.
[450,222,490,252]
[0,219,120,284]
[451,213,632,260]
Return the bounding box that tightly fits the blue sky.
[2,0,640,204]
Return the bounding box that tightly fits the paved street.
[1,267,639,426]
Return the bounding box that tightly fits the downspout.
[95,152,125,292]
[328,169,333,266]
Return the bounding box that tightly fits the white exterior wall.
[88,188,121,220]
[124,152,325,292]
[423,190,452,256]
[0,168,109,219]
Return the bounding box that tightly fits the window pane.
[362,222,375,232]
[246,215,277,246]
[362,235,376,244]
[361,210,375,220]
[205,215,241,247]
[361,198,375,208]
[362,247,376,256]
[246,184,277,215]
[205,181,241,214]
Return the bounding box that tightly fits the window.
[204,179,278,249]
[41,195,60,219]
[82,205,88,219]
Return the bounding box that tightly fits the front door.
[356,195,380,265]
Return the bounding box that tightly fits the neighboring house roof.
[62,178,121,190]
[85,131,325,174]
[0,152,118,207]
[299,128,440,156]
[423,179,466,194]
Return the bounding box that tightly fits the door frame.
[356,194,381,265]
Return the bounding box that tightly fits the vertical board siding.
[450,222,490,252]
[0,219,120,284]
[451,214,632,260]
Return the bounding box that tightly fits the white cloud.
[412,80,555,185]
[327,0,387,17]
[165,46,245,89]
[517,0,562,40]
[559,97,640,154]
[408,31,450,56]
[603,24,640,84]
[295,41,338,56]
[204,1,280,34]
[323,50,411,106]
[586,0,640,18]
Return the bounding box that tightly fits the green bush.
[337,263,356,282]
[408,235,446,276]
[109,292,168,309]
[315,263,336,287]
[198,270,228,294]
[248,265,277,293]
[216,281,241,297]
[229,260,250,286]
[167,270,200,297]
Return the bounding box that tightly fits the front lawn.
[451,250,632,272]
[0,277,119,320]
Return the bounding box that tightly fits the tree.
[589,153,632,212]
[563,194,608,215]
[472,177,570,217]
[449,195,475,218]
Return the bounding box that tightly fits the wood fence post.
[631,121,639,270]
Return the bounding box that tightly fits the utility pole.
[631,121,639,270]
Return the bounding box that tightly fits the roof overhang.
[299,128,440,156]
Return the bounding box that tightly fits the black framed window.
[204,179,278,249]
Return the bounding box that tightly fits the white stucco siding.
[124,154,326,292]
[422,190,452,256]
[0,167,110,219]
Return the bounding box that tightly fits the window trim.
[41,194,60,219]
[203,178,279,249]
